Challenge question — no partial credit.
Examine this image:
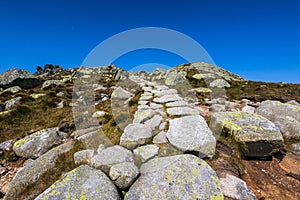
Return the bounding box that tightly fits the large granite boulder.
[35,165,120,200]
[166,115,216,157]
[4,142,74,200]
[13,128,63,159]
[0,68,41,89]
[211,112,284,158]
[125,154,223,199]
[256,100,300,140]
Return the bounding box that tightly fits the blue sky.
[0,0,299,83]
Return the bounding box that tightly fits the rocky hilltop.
[0,62,300,200]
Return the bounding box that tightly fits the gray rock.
[166,100,188,107]
[3,86,22,93]
[291,143,300,155]
[133,145,159,163]
[0,68,41,89]
[210,79,231,88]
[211,112,284,158]
[0,139,14,151]
[210,104,226,112]
[166,106,199,117]
[35,165,120,200]
[256,100,300,140]
[133,109,155,124]
[220,174,257,200]
[286,100,300,106]
[77,129,113,150]
[5,142,74,200]
[154,85,169,91]
[109,162,139,189]
[56,100,67,109]
[13,127,63,158]
[140,95,153,101]
[41,80,63,90]
[73,149,95,165]
[112,86,133,99]
[92,110,106,118]
[120,123,153,150]
[153,94,182,103]
[241,105,256,114]
[71,126,100,138]
[165,70,186,86]
[153,131,168,144]
[56,91,64,97]
[125,154,223,200]
[166,115,216,157]
[137,104,150,110]
[149,103,163,110]
[90,145,133,173]
[143,114,163,130]
[138,100,149,105]
[159,121,167,130]
[152,89,177,97]
[5,97,21,110]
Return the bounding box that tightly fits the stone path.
[120,75,216,158]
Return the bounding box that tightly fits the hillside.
[0,63,300,200]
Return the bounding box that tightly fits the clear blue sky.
[0,0,299,83]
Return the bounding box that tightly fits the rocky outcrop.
[35,165,120,200]
[211,112,284,158]
[256,100,300,140]
[4,142,74,200]
[125,154,223,199]
[41,80,63,90]
[13,128,63,159]
[0,68,41,89]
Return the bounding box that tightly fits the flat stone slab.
[166,115,216,157]
[153,94,182,103]
[35,165,120,200]
[144,114,163,130]
[152,89,177,97]
[166,107,199,117]
[91,145,133,173]
[150,103,163,110]
[133,109,155,124]
[211,112,284,158]
[120,123,153,150]
[125,154,223,199]
[165,100,188,107]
